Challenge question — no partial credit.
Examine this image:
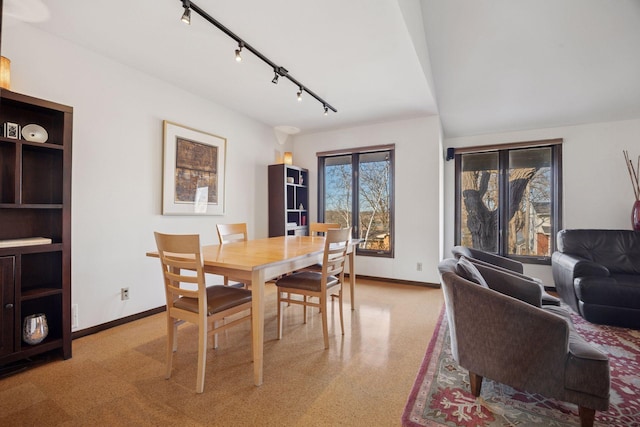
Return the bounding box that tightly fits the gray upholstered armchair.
[451,245,525,273]
[438,257,610,427]
[451,245,561,306]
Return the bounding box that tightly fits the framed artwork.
[162,120,226,215]
[4,122,20,139]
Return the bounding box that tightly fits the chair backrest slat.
[309,222,340,237]
[217,223,248,243]
[322,228,351,279]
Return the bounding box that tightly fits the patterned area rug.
[402,307,640,426]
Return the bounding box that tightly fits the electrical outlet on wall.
[121,287,130,300]
[417,262,423,271]
[72,304,79,329]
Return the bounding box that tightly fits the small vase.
[633,200,640,231]
[23,313,48,345]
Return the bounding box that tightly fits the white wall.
[292,116,442,284]
[3,23,281,330]
[443,118,640,284]
[9,16,636,328]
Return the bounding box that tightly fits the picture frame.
[4,122,20,139]
[162,120,226,215]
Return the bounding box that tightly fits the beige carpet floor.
[0,278,443,426]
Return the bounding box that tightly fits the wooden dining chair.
[300,222,343,310]
[275,227,351,349]
[154,232,252,393]
[215,223,250,288]
[302,222,341,273]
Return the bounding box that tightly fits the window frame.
[454,139,562,265]
[317,144,395,258]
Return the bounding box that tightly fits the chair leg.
[338,289,344,336]
[277,290,283,340]
[172,321,179,352]
[303,296,308,324]
[321,294,329,349]
[212,320,219,349]
[469,371,483,397]
[196,322,207,394]
[165,315,175,379]
[249,309,254,361]
[578,406,595,427]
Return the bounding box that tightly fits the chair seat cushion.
[542,305,610,399]
[564,328,610,400]
[174,285,252,315]
[303,263,323,271]
[542,304,573,322]
[275,271,339,292]
[541,292,561,306]
[229,282,247,288]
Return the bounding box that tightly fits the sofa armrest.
[552,251,610,313]
[552,252,610,278]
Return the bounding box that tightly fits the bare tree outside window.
[508,148,552,256]
[359,152,391,251]
[324,155,352,228]
[320,148,394,257]
[460,152,499,251]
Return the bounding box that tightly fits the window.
[454,140,562,263]
[318,145,394,257]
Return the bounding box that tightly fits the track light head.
[297,87,303,102]
[181,8,191,24]
[324,105,328,115]
[272,73,279,84]
[235,43,243,62]
[181,0,191,24]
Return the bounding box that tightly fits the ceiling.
[4,0,640,138]
[423,0,640,137]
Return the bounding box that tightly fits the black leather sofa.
[551,229,640,329]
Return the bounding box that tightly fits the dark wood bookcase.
[268,164,309,237]
[0,89,72,364]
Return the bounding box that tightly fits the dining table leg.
[250,269,265,386]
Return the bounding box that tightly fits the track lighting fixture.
[177,0,337,115]
[181,0,191,25]
[324,105,328,116]
[235,43,243,62]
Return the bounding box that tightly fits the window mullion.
[317,156,325,223]
[498,150,509,257]
[352,155,360,238]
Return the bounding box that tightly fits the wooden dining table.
[147,235,358,386]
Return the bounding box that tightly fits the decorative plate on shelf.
[22,124,48,143]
